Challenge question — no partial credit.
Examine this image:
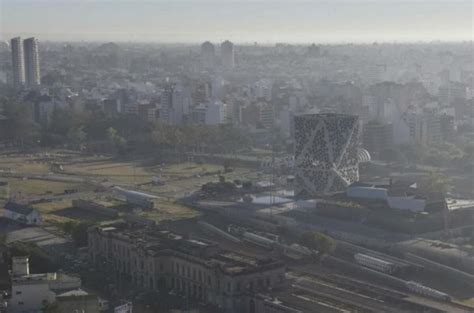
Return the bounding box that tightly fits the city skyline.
[1,0,472,43]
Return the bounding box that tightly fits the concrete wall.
[9,281,54,313]
[57,295,100,313]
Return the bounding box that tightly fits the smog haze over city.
[0,1,473,313]
[2,0,473,42]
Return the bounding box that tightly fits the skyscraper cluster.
[10,37,41,88]
[200,40,235,69]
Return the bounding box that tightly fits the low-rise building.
[8,257,82,313]
[3,202,42,225]
[55,289,100,313]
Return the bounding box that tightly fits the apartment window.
[18,302,24,305]
[237,282,241,291]
[15,291,22,295]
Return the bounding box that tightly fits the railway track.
[289,268,459,313]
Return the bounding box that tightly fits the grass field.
[8,178,85,197]
[30,199,75,224]
[0,182,8,200]
[64,161,153,184]
[155,162,223,178]
[0,157,51,174]
[31,198,124,224]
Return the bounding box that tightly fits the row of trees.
[0,95,250,154]
[380,143,473,168]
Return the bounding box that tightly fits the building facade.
[3,202,42,225]
[10,37,25,87]
[23,37,41,88]
[362,120,393,159]
[407,112,442,145]
[294,113,360,195]
[221,40,235,69]
[88,224,286,313]
[201,41,216,68]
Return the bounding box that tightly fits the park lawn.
[8,178,84,196]
[31,199,75,224]
[139,165,268,198]
[157,162,223,177]
[0,184,8,199]
[457,298,474,310]
[64,161,152,184]
[32,199,73,214]
[0,157,50,174]
[15,162,51,174]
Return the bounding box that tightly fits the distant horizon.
[1,38,472,46]
[1,0,472,43]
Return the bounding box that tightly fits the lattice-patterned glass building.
[294,113,361,195]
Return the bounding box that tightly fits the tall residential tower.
[221,40,235,69]
[23,37,41,87]
[10,37,25,87]
[201,41,215,68]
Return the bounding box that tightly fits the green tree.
[299,231,336,256]
[67,125,87,147]
[71,222,92,247]
[0,96,40,144]
[423,170,450,199]
[107,127,126,153]
[61,221,92,247]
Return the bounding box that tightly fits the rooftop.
[4,202,36,216]
[92,223,284,276]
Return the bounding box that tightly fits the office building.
[10,37,25,87]
[23,37,41,87]
[205,100,228,125]
[221,40,235,69]
[294,113,360,195]
[407,112,442,145]
[362,120,393,159]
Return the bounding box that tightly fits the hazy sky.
[1,0,472,43]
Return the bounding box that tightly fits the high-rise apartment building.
[10,37,25,87]
[362,120,394,159]
[221,40,235,69]
[23,37,41,87]
[201,41,215,68]
[294,113,360,195]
